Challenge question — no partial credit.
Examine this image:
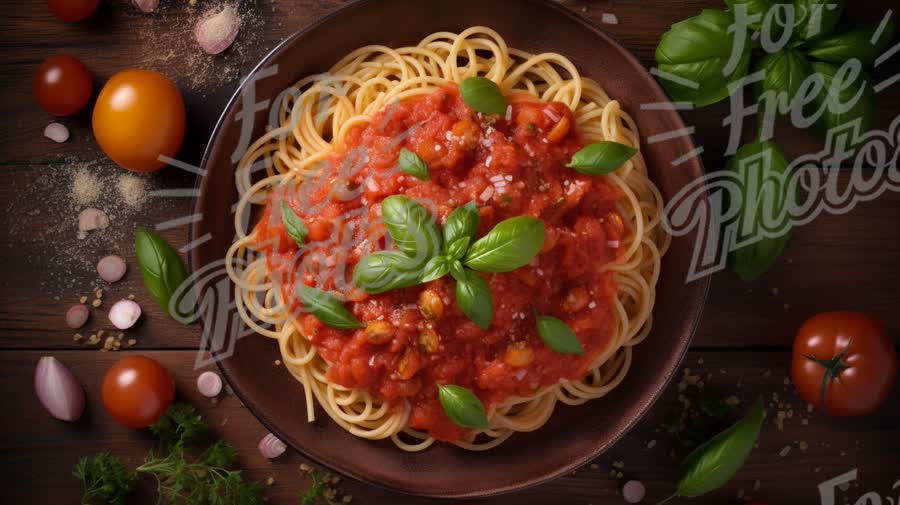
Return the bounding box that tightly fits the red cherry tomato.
[47,0,100,22]
[33,55,93,116]
[92,69,186,172]
[792,311,898,416]
[102,356,175,428]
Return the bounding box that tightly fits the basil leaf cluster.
[352,197,546,330]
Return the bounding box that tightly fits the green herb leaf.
[727,140,795,283]
[134,227,194,320]
[724,0,775,30]
[149,403,208,448]
[296,285,363,330]
[281,200,308,247]
[437,384,490,430]
[655,9,752,107]
[73,453,137,505]
[446,237,471,261]
[566,141,638,175]
[806,21,896,67]
[444,202,480,246]
[536,315,585,355]
[464,217,545,273]
[459,76,508,115]
[455,269,493,329]
[421,256,451,283]
[450,260,466,282]
[353,251,423,294]
[793,0,846,40]
[398,148,430,181]
[754,49,812,107]
[675,398,764,498]
[380,195,442,259]
[809,62,875,144]
[300,469,328,505]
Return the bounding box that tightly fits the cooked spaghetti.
[227,27,670,451]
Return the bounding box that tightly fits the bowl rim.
[189,0,711,497]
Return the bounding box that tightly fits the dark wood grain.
[4,350,898,505]
[2,0,900,504]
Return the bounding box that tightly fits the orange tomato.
[92,69,186,172]
[102,356,175,428]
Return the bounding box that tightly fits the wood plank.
[3,349,897,504]
[1,0,897,165]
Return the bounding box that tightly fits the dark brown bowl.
[192,0,709,498]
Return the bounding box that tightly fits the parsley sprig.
[74,403,264,505]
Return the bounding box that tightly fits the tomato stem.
[803,339,853,414]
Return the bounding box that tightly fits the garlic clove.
[108,299,142,330]
[44,122,70,143]
[194,5,240,55]
[78,208,110,234]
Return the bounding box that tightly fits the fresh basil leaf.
[754,49,813,107]
[655,9,752,107]
[398,148,430,181]
[437,384,489,430]
[443,202,480,246]
[280,200,308,248]
[135,227,193,320]
[455,269,493,329]
[536,316,585,355]
[353,251,423,294]
[459,77,508,115]
[675,398,764,498]
[566,141,638,175]
[810,61,875,142]
[793,0,845,40]
[421,256,450,283]
[295,285,363,330]
[380,195,442,259]
[449,260,466,282]
[727,140,795,283]
[446,237,471,262]
[806,21,896,67]
[724,0,774,30]
[464,217,545,273]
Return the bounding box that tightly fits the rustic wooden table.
[2,1,899,504]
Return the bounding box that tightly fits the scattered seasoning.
[127,339,137,347]
[116,174,147,209]
[91,298,102,308]
[79,296,88,304]
[274,359,282,366]
[779,445,792,457]
[265,477,275,486]
[72,168,102,206]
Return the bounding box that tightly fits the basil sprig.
[805,21,896,67]
[353,198,545,329]
[459,77,508,115]
[437,384,489,430]
[810,61,874,143]
[536,315,585,355]
[660,398,764,502]
[135,227,193,320]
[728,140,795,283]
[381,195,442,258]
[566,141,638,175]
[793,0,846,41]
[464,216,545,273]
[281,200,308,248]
[353,251,423,294]
[754,49,813,106]
[655,9,752,107]
[398,148,430,181]
[455,269,493,330]
[295,285,363,330]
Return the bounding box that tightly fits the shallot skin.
[258,432,287,459]
[66,304,90,329]
[97,255,127,283]
[35,356,86,422]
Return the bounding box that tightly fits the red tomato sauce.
[253,85,626,442]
